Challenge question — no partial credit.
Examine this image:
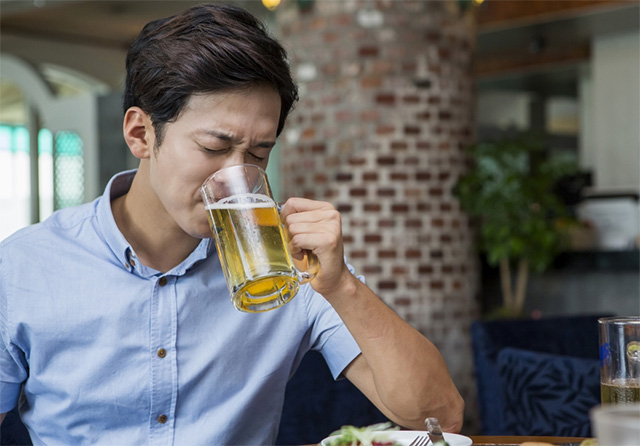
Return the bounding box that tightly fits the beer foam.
[206,193,276,210]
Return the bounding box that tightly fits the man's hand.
[279,197,352,297]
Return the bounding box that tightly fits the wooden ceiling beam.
[474,43,590,79]
[477,0,634,30]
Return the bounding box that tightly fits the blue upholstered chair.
[276,350,388,445]
[471,314,607,436]
[497,347,600,436]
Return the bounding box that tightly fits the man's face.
[147,84,281,239]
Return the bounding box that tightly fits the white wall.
[588,30,640,192]
[578,64,595,172]
[476,91,532,130]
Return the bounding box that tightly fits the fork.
[408,435,430,446]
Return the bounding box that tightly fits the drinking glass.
[590,403,640,446]
[598,316,640,404]
[200,164,318,313]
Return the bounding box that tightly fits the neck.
[112,168,200,273]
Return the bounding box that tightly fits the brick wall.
[275,0,480,431]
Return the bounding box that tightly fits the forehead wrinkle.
[196,129,233,141]
[194,128,276,149]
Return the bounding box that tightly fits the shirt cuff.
[319,324,361,380]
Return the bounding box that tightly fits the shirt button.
[158,277,167,286]
[130,259,136,267]
[157,414,168,424]
[157,348,167,358]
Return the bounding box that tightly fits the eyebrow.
[197,129,233,141]
[196,129,276,149]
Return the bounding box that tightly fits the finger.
[288,229,342,254]
[284,209,342,237]
[279,197,334,221]
[286,224,341,250]
[284,209,341,228]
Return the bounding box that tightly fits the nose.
[201,153,246,192]
[206,163,262,200]
[218,151,246,171]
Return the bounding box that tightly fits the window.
[0,124,83,241]
[54,131,84,210]
[0,125,30,239]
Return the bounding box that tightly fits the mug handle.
[277,203,320,284]
[297,250,320,283]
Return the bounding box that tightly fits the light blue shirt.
[0,170,361,445]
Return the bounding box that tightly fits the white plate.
[320,430,473,446]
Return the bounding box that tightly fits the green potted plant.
[454,134,577,317]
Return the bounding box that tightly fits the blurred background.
[1,0,639,434]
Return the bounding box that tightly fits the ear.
[123,107,155,159]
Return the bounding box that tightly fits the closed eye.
[249,152,266,161]
[203,147,230,154]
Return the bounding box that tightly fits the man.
[0,3,464,444]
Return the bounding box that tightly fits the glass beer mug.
[200,164,319,313]
[599,316,640,404]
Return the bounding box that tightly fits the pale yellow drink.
[206,193,299,312]
[601,379,640,404]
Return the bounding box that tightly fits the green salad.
[326,422,400,446]
[326,422,451,446]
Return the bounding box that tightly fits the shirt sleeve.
[0,249,28,413]
[305,261,363,380]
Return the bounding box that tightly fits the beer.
[206,193,299,312]
[201,164,318,312]
[601,379,640,404]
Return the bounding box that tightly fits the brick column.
[275,0,479,430]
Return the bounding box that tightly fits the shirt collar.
[97,169,213,278]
